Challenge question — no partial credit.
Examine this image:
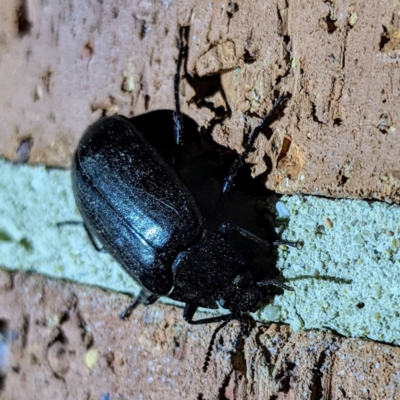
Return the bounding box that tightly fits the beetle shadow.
[130,110,290,301]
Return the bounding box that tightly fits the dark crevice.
[275,73,283,88]
[276,4,292,72]
[356,302,365,309]
[52,329,68,346]
[226,2,239,18]
[339,174,348,186]
[243,49,257,64]
[0,319,9,393]
[218,371,233,400]
[378,113,389,134]
[311,102,324,124]
[325,17,337,33]
[11,366,20,374]
[41,69,53,93]
[229,321,251,380]
[333,118,342,126]
[16,137,33,163]
[60,294,78,324]
[276,136,291,166]
[315,224,325,236]
[140,20,147,40]
[310,351,328,400]
[283,35,290,45]
[243,30,260,64]
[276,5,287,36]
[144,94,150,111]
[275,360,296,393]
[341,30,349,69]
[328,54,337,62]
[82,41,94,59]
[111,7,119,18]
[0,320,8,335]
[132,16,148,40]
[105,351,115,372]
[59,311,70,325]
[261,153,274,179]
[21,315,29,349]
[16,0,32,36]
[379,26,390,51]
[275,50,291,85]
[282,34,292,66]
[75,310,93,349]
[254,327,273,373]
[323,1,337,34]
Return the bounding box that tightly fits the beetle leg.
[271,239,303,248]
[120,298,140,320]
[203,318,231,373]
[183,303,234,325]
[56,221,107,252]
[172,26,189,148]
[256,279,294,291]
[82,223,107,252]
[120,291,159,320]
[219,222,300,248]
[222,95,288,194]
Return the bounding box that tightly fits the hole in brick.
[16,0,32,36]
[340,175,348,185]
[0,319,10,393]
[16,137,33,163]
[144,94,150,110]
[333,118,342,126]
[380,26,390,51]
[139,20,147,40]
[325,16,337,33]
[227,2,239,18]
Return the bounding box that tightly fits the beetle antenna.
[222,95,288,194]
[272,239,303,249]
[256,280,294,291]
[173,26,189,147]
[203,318,231,373]
[120,291,159,320]
[119,297,140,320]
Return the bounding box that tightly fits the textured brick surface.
[1,0,400,398]
[0,0,400,201]
[1,270,400,399]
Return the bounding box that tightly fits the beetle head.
[218,271,294,314]
[217,272,262,313]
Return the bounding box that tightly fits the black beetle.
[71,27,296,328]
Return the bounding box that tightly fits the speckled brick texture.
[1,0,400,397]
[1,270,400,399]
[1,0,400,201]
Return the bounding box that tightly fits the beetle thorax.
[169,231,262,312]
